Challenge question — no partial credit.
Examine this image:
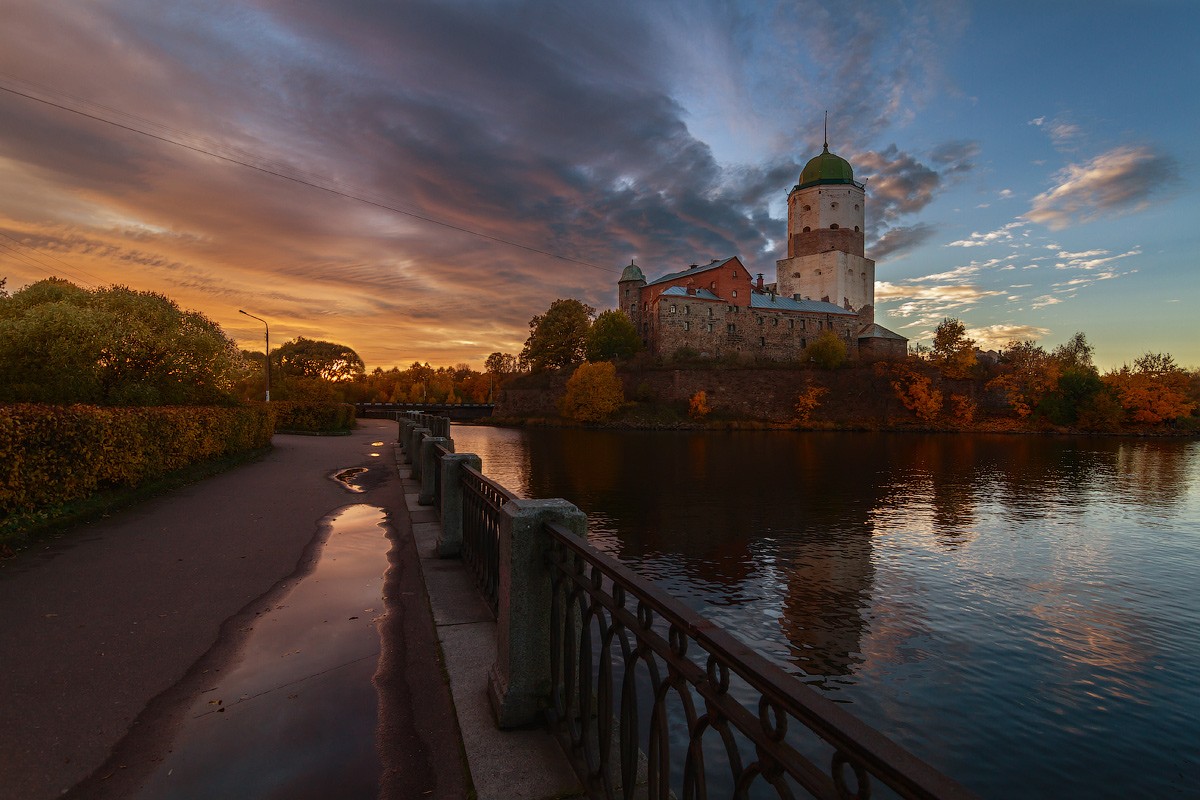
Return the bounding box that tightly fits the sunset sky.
[1,1,1196,370]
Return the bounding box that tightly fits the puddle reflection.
[134,505,390,799]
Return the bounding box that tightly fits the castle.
[617,141,907,362]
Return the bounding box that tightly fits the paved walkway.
[0,419,579,799]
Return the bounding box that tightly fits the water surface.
[452,426,1200,798]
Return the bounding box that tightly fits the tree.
[559,361,624,422]
[522,298,594,370]
[794,384,827,424]
[931,317,976,379]
[689,390,711,419]
[1104,352,1196,424]
[1052,332,1095,370]
[986,340,1058,418]
[890,364,942,422]
[0,279,242,405]
[0,277,7,299]
[805,330,846,369]
[272,337,364,382]
[485,352,519,375]
[586,310,641,361]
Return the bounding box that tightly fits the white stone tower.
[775,139,875,323]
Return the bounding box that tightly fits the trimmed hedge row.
[270,401,356,433]
[1,403,276,517]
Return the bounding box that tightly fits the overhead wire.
[0,230,107,288]
[0,76,621,276]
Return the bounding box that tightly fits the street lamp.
[238,309,270,402]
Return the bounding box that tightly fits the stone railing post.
[399,417,414,446]
[418,436,453,506]
[408,427,431,475]
[437,453,481,557]
[488,498,587,728]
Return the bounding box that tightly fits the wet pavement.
[0,420,468,800]
[133,504,391,799]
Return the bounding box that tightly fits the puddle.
[133,505,391,799]
[370,442,384,446]
[332,467,368,493]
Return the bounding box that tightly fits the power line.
[0,230,107,287]
[0,78,620,275]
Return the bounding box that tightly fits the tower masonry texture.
[616,142,905,363]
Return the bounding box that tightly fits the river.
[450,426,1200,799]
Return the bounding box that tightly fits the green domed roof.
[620,261,645,282]
[797,144,856,189]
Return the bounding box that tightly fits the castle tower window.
[854,226,860,231]
[803,205,811,211]
[831,202,838,209]
[803,226,811,232]
[830,223,839,229]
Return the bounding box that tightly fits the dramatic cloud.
[967,323,1052,350]
[946,220,1028,248]
[871,223,937,260]
[1025,146,1178,230]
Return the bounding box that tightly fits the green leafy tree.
[559,361,623,422]
[522,298,594,370]
[586,310,641,361]
[485,352,519,374]
[272,337,365,382]
[805,330,846,369]
[931,317,977,378]
[1052,332,1095,370]
[0,279,242,405]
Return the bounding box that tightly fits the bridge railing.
[400,425,977,800]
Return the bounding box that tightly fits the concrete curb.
[396,446,584,800]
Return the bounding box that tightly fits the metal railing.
[459,463,514,616]
[543,521,976,800]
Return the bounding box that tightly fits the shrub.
[0,403,275,518]
[688,390,711,419]
[559,361,624,422]
[794,384,827,424]
[805,331,847,370]
[271,401,356,433]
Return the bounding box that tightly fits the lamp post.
[238,309,270,402]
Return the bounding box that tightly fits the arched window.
[830,223,839,230]
[803,226,811,233]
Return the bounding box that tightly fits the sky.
[1,0,1197,371]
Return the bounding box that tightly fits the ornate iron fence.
[459,463,515,616]
[544,520,976,800]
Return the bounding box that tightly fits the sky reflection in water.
[451,426,1200,798]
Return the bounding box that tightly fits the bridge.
[355,401,494,421]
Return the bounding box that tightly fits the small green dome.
[798,144,855,189]
[620,261,645,282]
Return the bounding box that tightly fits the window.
[788,319,794,329]
[710,282,716,289]
[707,323,713,332]
[830,223,839,230]
[801,338,807,348]
[800,319,806,330]
[670,304,676,314]
[684,305,690,315]
[731,272,737,279]
[630,304,636,313]
[624,288,630,298]
[854,226,860,231]
[732,290,738,298]
[802,226,811,233]
[760,337,766,346]
[831,202,838,209]
[684,321,690,331]
[758,316,764,325]
[854,204,859,210]
[708,306,713,317]
[818,321,823,330]
[727,323,736,333]
[772,317,779,327]
[803,204,811,211]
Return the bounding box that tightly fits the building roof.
[659,285,721,301]
[857,323,907,340]
[797,144,862,190]
[748,291,857,315]
[619,261,646,282]
[645,256,739,287]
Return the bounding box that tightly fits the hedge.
[0,403,276,518]
[270,401,356,433]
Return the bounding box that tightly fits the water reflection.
[450,426,1200,797]
[134,505,390,800]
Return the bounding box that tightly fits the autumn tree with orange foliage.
[949,394,977,426]
[688,390,711,419]
[1104,353,1196,424]
[931,317,977,379]
[987,340,1059,418]
[793,384,827,424]
[559,361,624,422]
[890,364,943,422]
